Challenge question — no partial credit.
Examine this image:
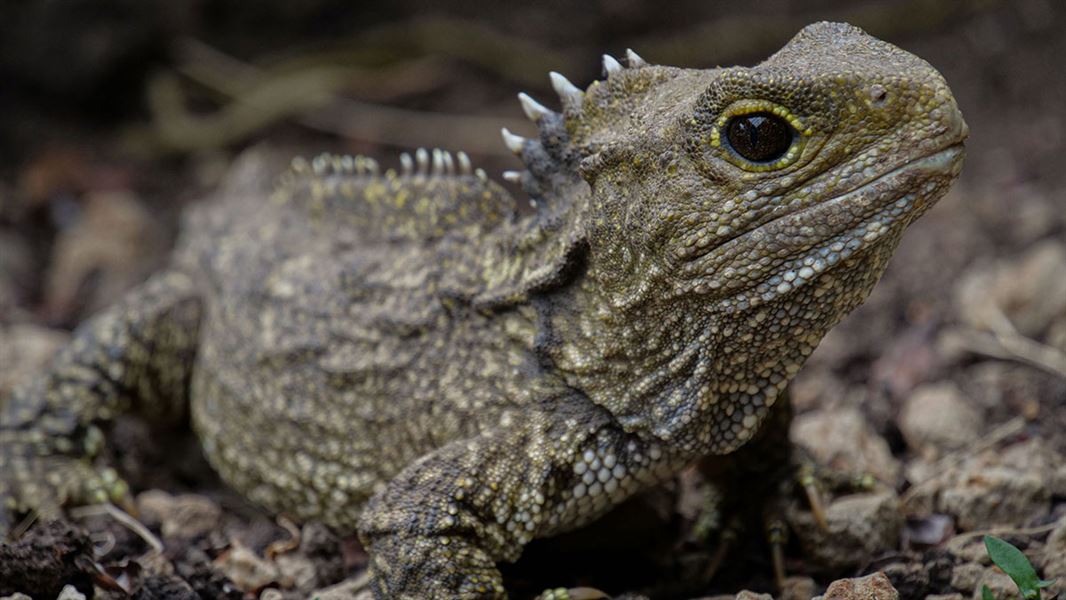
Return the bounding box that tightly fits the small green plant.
[983,534,1055,600]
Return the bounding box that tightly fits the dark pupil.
[725,113,793,163]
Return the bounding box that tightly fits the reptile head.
[512,22,966,452]
[511,21,965,309]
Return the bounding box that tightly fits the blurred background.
[1,1,1065,597]
[0,0,1062,332]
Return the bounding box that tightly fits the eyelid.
[709,100,811,172]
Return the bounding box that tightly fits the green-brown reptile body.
[1,22,966,598]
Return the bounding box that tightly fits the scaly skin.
[0,22,965,598]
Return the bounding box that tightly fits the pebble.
[789,491,903,570]
[898,382,982,453]
[814,572,898,600]
[791,406,901,484]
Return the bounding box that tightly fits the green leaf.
[981,584,996,600]
[984,535,1055,600]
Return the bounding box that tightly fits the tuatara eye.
[724,112,794,163]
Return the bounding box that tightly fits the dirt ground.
[1,1,1064,599]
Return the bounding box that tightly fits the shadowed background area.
[1,1,1064,598]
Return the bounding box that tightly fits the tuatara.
[0,22,966,598]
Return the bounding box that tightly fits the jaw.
[676,143,965,314]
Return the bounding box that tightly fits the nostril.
[869,84,888,107]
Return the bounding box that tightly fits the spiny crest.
[284,148,489,185]
[503,49,652,197]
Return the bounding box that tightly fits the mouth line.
[766,141,965,234]
[825,142,965,203]
[719,141,966,254]
[695,142,965,266]
[701,141,964,309]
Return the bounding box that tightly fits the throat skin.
[540,228,904,458]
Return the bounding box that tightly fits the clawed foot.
[693,451,880,591]
[0,426,132,538]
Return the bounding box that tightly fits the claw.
[700,513,742,584]
[798,464,829,531]
[765,516,789,592]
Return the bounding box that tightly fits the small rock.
[780,576,817,600]
[880,560,929,598]
[904,513,955,546]
[1042,516,1066,598]
[898,382,982,453]
[132,575,199,600]
[791,406,901,484]
[56,587,86,600]
[275,553,317,591]
[816,572,899,600]
[213,542,283,593]
[939,466,1049,530]
[955,240,1066,339]
[949,562,986,593]
[1051,465,1066,497]
[0,594,32,600]
[734,592,773,600]
[0,521,95,598]
[790,491,903,570]
[974,568,1020,600]
[311,572,372,600]
[259,590,284,600]
[137,490,222,540]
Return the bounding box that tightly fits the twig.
[943,327,1066,380]
[70,502,164,554]
[946,521,1062,548]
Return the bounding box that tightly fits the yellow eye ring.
[709,101,810,172]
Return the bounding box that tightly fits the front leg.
[358,401,678,599]
[0,271,201,528]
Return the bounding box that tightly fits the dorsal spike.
[475,168,488,182]
[500,128,526,155]
[626,48,648,68]
[457,151,472,176]
[340,155,355,172]
[602,54,623,76]
[365,157,379,175]
[442,151,455,176]
[502,170,523,183]
[415,148,429,176]
[518,92,552,122]
[400,153,413,177]
[549,72,583,106]
[290,156,309,174]
[431,148,444,177]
